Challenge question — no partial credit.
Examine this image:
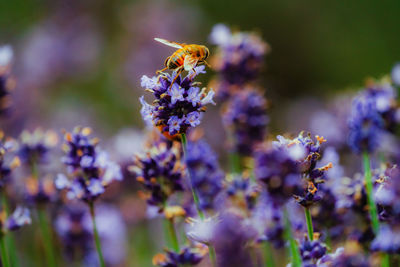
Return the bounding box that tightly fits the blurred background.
[0,0,399,266]
[1,0,399,135]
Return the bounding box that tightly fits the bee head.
[204,46,210,59]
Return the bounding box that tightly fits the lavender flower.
[254,143,302,205]
[212,213,256,267]
[0,45,15,115]
[55,127,123,203]
[185,139,224,210]
[374,165,400,223]
[209,24,269,86]
[222,87,268,156]
[371,224,400,253]
[273,133,332,207]
[152,246,207,267]
[139,66,215,136]
[55,204,93,262]
[348,83,398,153]
[129,139,184,209]
[2,206,31,232]
[298,238,327,266]
[18,129,58,166]
[391,63,400,87]
[24,177,57,205]
[56,204,127,265]
[319,241,370,267]
[0,132,20,189]
[225,173,260,211]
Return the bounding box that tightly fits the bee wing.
[183,55,199,71]
[154,38,184,49]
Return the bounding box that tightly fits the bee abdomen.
[167,50,185,69]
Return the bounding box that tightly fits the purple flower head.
[348,83,398,153]
[185,139,224,210]
[56,204,126,265]
[24,177,57,205]
[371,224,400,254]
[5,206,32,232]
[298,238,327,265]
[0,132,20,189]
[391,63,400,87]
[209,24,268,86]
[18,129,58,166]
[374,165,400,224]
[225,173,260,211]
[255,143,302,205]
[152,245,207,267]
[139,66,215,136]
[129,140,184,209]
[319,241,370,267]
[272,132,332,207]
[0,45,15,116]
[223,87,268,156]
[212,213,256,267]
[56,127,123,203]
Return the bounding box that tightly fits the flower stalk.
[37,208,56,267]
[89,202,105,267]
[2,192,17,267]
[283,208,301,267]
[362,152,379,234]
[180,133,217,267]
[0,234,10,267]
[304,208,314,241]
[166,219,180,253]
[264,241,275,267]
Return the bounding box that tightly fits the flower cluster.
[185,139,224,210]
[129,139,185,209]
[273,133,332,207]
[152,246,207,267]
[209,24,269,86]
[0,207,31,234]
[348,82,398,153]
[225,173,260,211]
[0,45,15,115]
[56,127,123,203]
[18,129,58,166]
[0,131,20,189]
[55,204,127,265]
[254,143,302,205]
[298,238,327,266]
[222,87,268,156]
[140,66,215,136]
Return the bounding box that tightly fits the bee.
[154,38,211,86]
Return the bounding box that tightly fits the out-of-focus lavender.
[56,203,127,266]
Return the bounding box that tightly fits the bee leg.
[169,68,183,89]
[203,60,211,68]
[156,67,168,74]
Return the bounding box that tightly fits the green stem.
[180,133,204,220]
[180,133,217,267]
[229,152,242,174]
[89,202,106,267]
[2,192,18,267]
[304,208,314,241]
[0,235,10,267]
[37,208,57,267]
[166,219,180,253]
[208,244,217,267]
[283,208,301,267]
[263,241,275,267]
[382,253,390,267]
[362,152,379,234]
